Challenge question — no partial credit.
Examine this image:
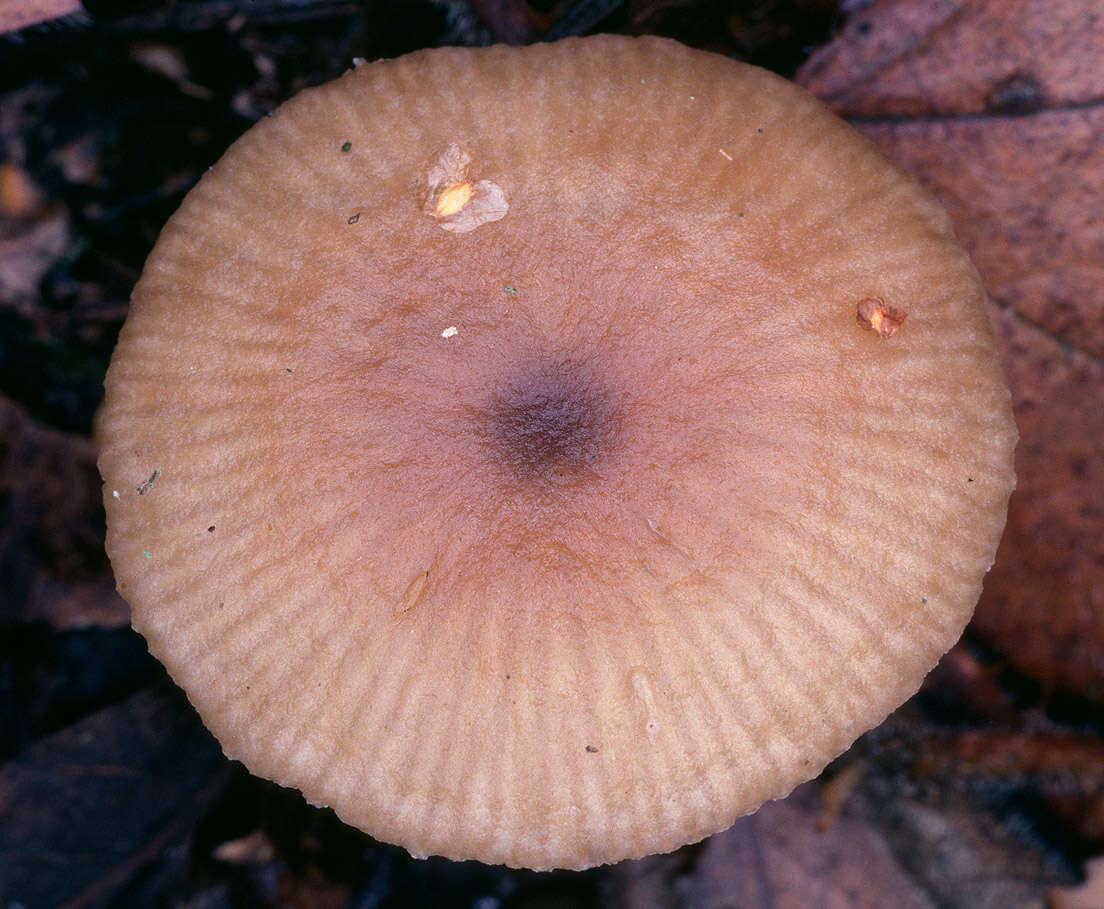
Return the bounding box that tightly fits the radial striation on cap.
[97,35,1017,870]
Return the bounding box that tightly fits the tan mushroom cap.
[97,35,1016,870]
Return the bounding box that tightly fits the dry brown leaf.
[800,0,1102,117]
[799,0,1104,701]
[982,307,1104,702]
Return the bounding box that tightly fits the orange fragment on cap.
[857,297,908,338]
[434,182,474,217]
[97,35,1016,871]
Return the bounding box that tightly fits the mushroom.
[96,35,1017,870]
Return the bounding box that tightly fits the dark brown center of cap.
[480,358,619,485]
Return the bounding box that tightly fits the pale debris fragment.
[815,760,866,832]
[645,517,692,560]
[718,148,733,161]
[422,143,508,234]
[213,830,277,865]
[630,669,659,737]
[441,325,458,339]
[399,569,430,615]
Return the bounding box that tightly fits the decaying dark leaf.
[0,685,227,908]
[676,783,937,909]
[865,785,1074,909]
[0,396,128,629]
[913,728,1104,846]
[0,204,69,299]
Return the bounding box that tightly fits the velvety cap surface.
[97,35,1017,869]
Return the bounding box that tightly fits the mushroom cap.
[97,35,1016,870]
